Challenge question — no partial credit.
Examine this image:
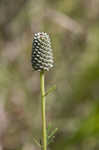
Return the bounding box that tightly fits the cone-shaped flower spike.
[32,32,54,71]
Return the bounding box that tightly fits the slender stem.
[40,71,47,150]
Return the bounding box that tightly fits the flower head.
[31,32,54,71]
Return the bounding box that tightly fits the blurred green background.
[0,0,99,150]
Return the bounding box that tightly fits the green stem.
[40,71,47,150]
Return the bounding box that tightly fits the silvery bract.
[32,32,54,71]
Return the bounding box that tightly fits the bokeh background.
[0,0,99,150]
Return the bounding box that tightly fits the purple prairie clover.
[31,32,54,71]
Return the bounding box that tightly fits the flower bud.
[31,32,54,71]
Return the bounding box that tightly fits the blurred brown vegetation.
[0,0,99,150]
